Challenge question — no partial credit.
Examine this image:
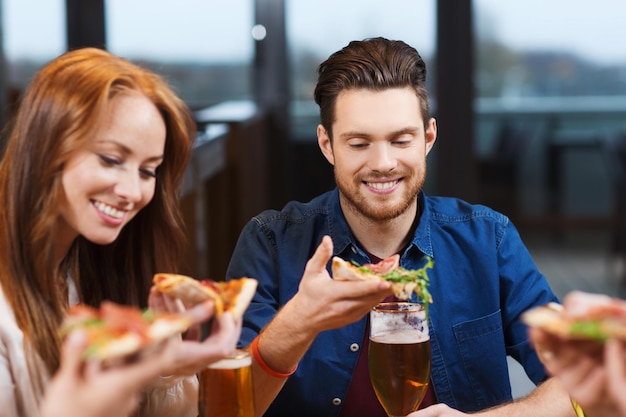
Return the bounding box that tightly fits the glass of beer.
[368,302,431,417]
[198,349,255,417]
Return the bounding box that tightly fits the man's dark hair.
[314,37,431,140]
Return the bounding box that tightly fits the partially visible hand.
[41,328,177,417]
[605,339,626,416]
[406,403,467,416]
[287,235,393,334]
[528,290,626,417]
[529,327,618,416]
[167,306,241,375]
[529,327,604,379]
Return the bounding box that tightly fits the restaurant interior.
[1,0,625,305]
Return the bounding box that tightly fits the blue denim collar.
[327,188,434,262]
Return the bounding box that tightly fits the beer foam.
[370,330,429,344]
[370,307,428,338]
[208,352,252,369]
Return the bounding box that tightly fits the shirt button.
[349,343,360,352]
[332,398,342,406]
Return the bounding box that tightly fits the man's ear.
[425,117,437,156]
[317,124,335,165]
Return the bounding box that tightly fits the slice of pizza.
[331,254,434,303]
[61,301,191,360]
[522,301,626,341]
[152,273,258,319]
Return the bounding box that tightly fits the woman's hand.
[148,287,242,376]
[41,328,177,417]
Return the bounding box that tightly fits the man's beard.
[335,168,425,222]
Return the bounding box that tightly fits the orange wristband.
[251,335,298,378]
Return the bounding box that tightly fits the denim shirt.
[226,189,557,417]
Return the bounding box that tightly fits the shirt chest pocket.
[452,310,512,409]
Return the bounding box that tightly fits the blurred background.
[1,0,625,301]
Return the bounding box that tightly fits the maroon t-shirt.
[339,312,436,416]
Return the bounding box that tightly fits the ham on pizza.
[61,301,191,360]
[522,301,626,341]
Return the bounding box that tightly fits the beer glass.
[198,349,255,417]
[368,302,431,417]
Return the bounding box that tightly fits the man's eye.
[349,142,368,149]
[393,140,411,146]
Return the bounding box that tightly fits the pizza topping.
[100,302,151,340]
[153,274,179,291]
[362,254,399,274]
[352,255,434,304]
[61,301,191,360]
[332,254,434,319]
[563,291,626,320]
[200,279,221,294]
[213,280,247,312]
[523,301,626,342]
[569,321,606,341]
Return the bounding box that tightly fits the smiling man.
[226,37,575,417]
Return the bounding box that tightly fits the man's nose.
[369,144,398,172]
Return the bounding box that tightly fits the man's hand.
[406,403,466,416]
[286,235,393,335]
[249,235,393,416]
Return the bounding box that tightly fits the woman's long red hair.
[0,47,195,382]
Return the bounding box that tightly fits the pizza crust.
[331,257,379,282]
[91,333,144,360]
[521,303,571,338]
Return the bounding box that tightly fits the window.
[474,0,626,219]
[286,0,436,138]
[106,0,255,110]
[475,0,626,99]
[1,0,65,101]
